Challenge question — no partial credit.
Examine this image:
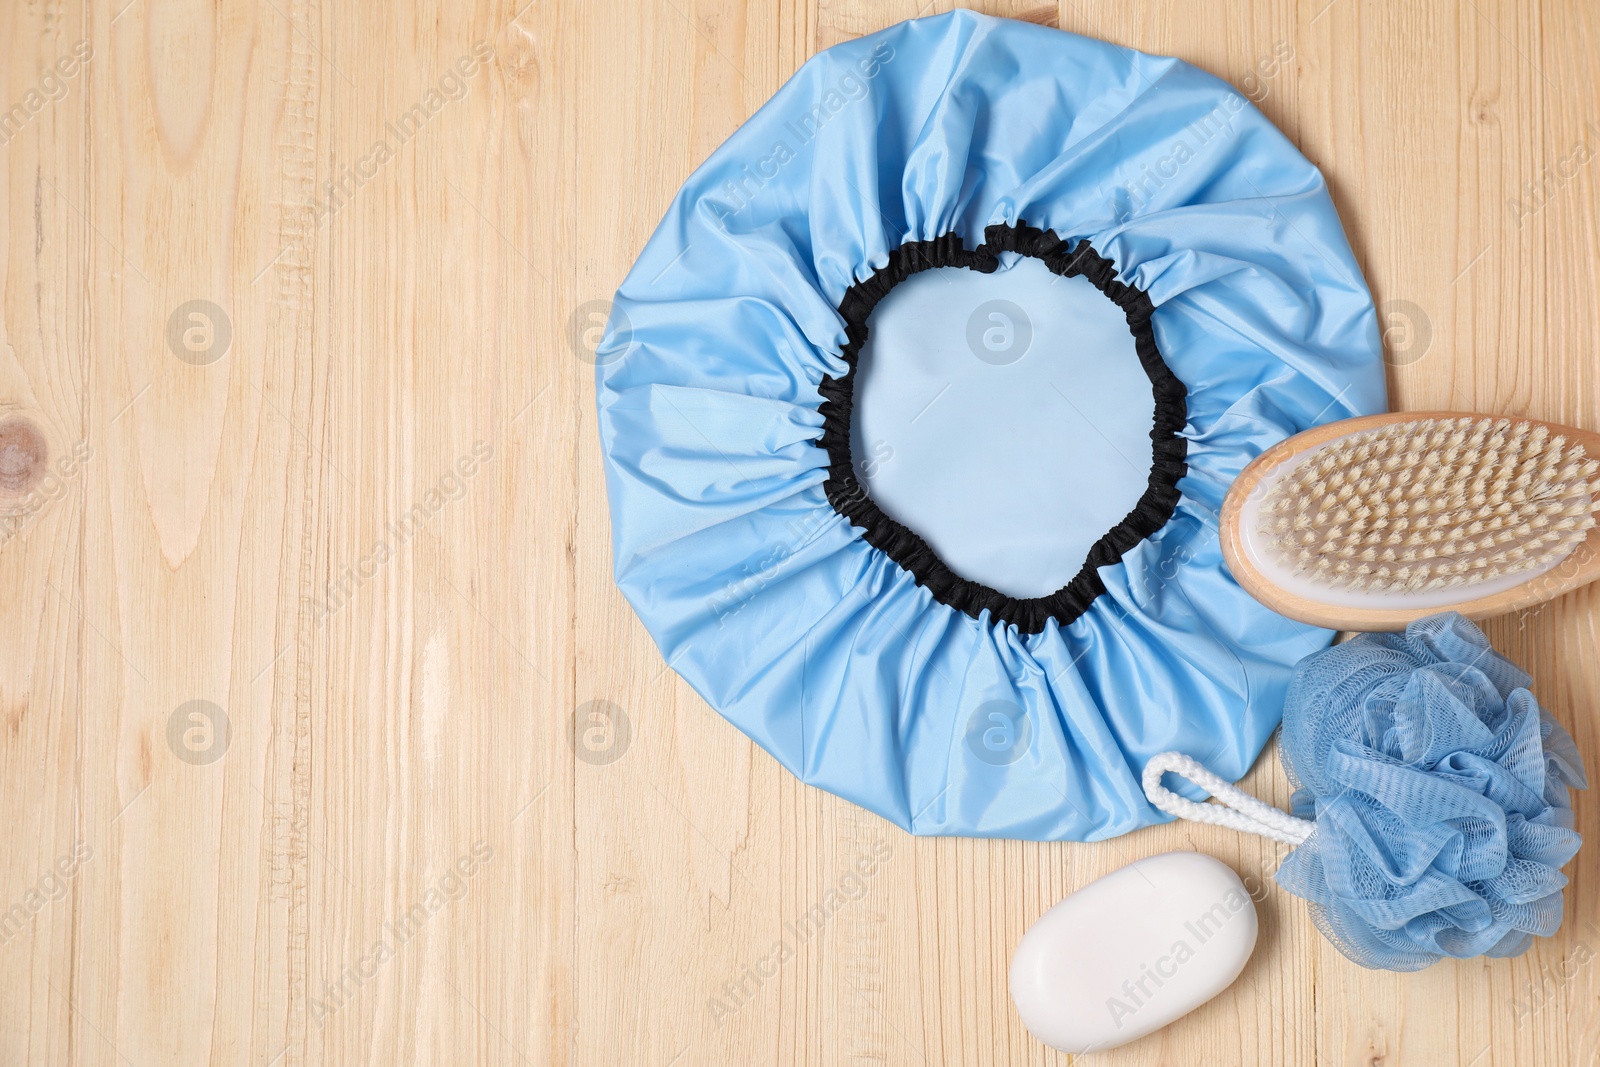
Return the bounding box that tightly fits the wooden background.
[1,0,1597,1063]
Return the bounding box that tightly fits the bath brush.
[1222,411,1600,630]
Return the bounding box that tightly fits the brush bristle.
[1259,416,1600,594]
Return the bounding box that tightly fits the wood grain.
[1,1,1596,1065]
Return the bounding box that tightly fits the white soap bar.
[1009,851,1257,1054]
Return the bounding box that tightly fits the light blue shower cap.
[596,11,1386,840]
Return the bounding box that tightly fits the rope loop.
[1142,751,1315,846]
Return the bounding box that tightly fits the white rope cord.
[1141,751,1315,846]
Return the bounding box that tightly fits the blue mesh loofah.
[1275,613,1588,971]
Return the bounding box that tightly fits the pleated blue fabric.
[595,11,1386,840]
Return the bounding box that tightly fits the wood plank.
[1,1,1595,1064]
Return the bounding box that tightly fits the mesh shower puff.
[1274,613,1588,971]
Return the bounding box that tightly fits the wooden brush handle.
[1220,411,1600,631]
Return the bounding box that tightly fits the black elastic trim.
[816,222,1188,635]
